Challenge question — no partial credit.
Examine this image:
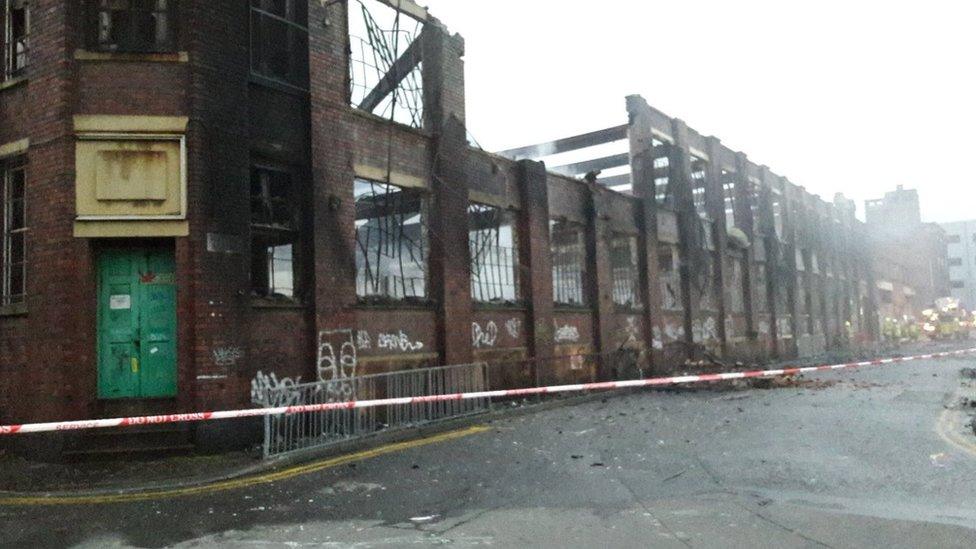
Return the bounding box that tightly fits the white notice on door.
[110,295,132,310]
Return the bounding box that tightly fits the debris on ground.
[961,367,976,379]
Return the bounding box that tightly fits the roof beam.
[497,125,629,160]
[550,153,630,177]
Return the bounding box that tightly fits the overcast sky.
[422,0,975,223]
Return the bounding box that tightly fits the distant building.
[865,186,950,316]
[865,185,922,236]
[939,220,976,308]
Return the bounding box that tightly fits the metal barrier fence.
[255,362,490,459]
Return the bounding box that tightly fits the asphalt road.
[3,353,976,548]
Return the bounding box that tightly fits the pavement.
[2,351,976,548]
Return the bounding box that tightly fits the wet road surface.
[2,354,976,548]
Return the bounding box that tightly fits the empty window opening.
[722,170,737,231]
[468,203,519,304]
[690,157,708,219]
[250,0,309,88]
[652,139,672,206]
[250,163,302,300]
[3,0,27,80]
[550,219,588,307]
[610,234,642,309]
[2,155,26,306]
[349,0,424,128]
[90,0,176,53]
[658,246,683,311]
[355,179,428,301]
[771,187,785,239]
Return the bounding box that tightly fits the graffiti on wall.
[317,329,358,399]
[212,346,244,367]
[251,371,303,407]
[471,321,498,349]
[376,330,424,352]
[505,318,521,339]
[554,323,581,343]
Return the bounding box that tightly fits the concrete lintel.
[373,0,428,22]
[73,115,189,133]
[354,163,428,190]
[0,138,29,159]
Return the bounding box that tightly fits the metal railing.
[255,362,490,459]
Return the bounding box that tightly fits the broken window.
[250,0,308,88]
[3,0,27,80]
[610,234,642,309]
[89,0,176,53]
[1,155,26,306]
[349,0,424,128]
[550,219,588,307]
[250,162,302,300]
[658,246,682,311]
[355,179,428,301]
[468,203,519,304]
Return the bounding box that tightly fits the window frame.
[88,0,179,54]
[468,202,521,306]
[1,155,26,308]
[249,160,304,303]
[609,232,643,311]
[549,218,589,308]
[354,178,430,304]
[249,0,309,91]
[3,0,28,81]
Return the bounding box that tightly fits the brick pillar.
[517,160,555,385]
[626,95,665,371]
[310,0,358,339]
[423,21,472,365]
[757,167,779,355]
[734,153,757,341]
[589,188,616,379]
[704,137,729,355]
[781,179,800,357]
[669,119,698,360]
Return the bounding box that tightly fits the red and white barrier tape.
[2,347,974,435]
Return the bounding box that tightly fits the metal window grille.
[469,203,519,304]
[610,234,642,309]
[550,220,587,307]
[91,0,177,53]
[349,0,424,128]
[3,0,27,81]
[249,0,308,88]
[355,179,428,301]
[1,157,26,306]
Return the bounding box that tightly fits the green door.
[97,248,177,399]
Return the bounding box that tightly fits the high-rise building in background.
[939,220,976,308]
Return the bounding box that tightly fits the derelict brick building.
[0,0,918,453]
